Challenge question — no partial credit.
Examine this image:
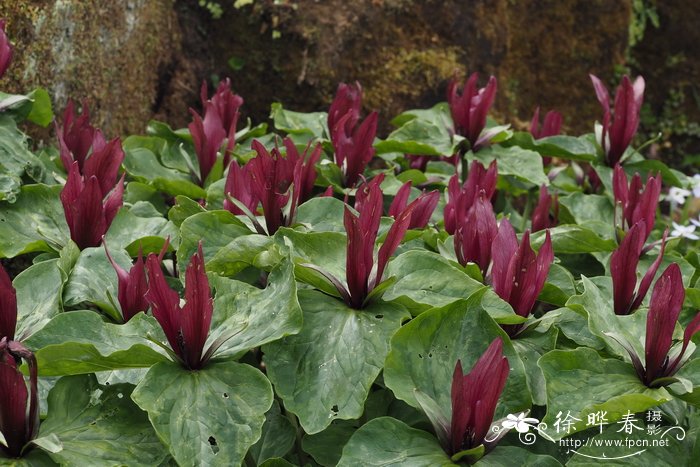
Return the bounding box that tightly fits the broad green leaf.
[0,116,45,197]
[104,203,178,252]
[63,246,133,319]
[382,250,481,310]
[512,326,558,406]
[503,132,597,162]
[536,307,604,350]
[36,375,169,466]
[248,402,296,465]
[566,276,647,360]
[302,420,358,467]
[275,228,347,287]
[383,290,531,419]
[625,159,686,188]
[337,417,454,467]
[131,360,273,466]
[530,225,616,254]
[375,118,452,156]
[123,146,206,198]
[670,358,700,406]
[270,102,328,138]
[167,195,206,227]
[471,145,549,187]
[177,210,252,276]
[208,234,282,276]
[538,347,671,439]
[14,259,64,340]
[25,312,168,375]
[558,193,614,239]
[207,258,302,358]
[295,197,347,232]
[539,263,577,306]
[263,290,409,433]
[25,88,54,127]
[0,184,69,257]
[389,102,453,128]
[124,181,168,214]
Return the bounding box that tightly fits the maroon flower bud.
[450,338,509,455]
[223,159,258,216]
[327,82,363,138]
[444,160,497,235]
[613,164,661,241]
[0,264,17,342]
[447,73,498,150]
[610,222,667,315]
[189,102,226,186]
[531,185,558,232]
[613,263,700,387]
[201,78,243,168]
[388,181,439,230]
[55,100,99,172]
[145,242,214,370]
[61,162,124,249]
[0,339,39,458]
[0,20,13,79]
[590,74,645,166]
[491,219,553,336]
[454,190,498,275]
[104,238,170,322]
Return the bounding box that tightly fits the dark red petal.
[145,254,183,362]
[644,263,685,383]
[610,221,646,315]
[0,264,17,341]
[491,219,519,301]
[181,243,213,369]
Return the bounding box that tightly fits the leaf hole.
[418,353,423,359]
[331,405,339,414]
[208,436,219,454]
[428,353,433,358]
[117,393,123,399]
[223,393,229,399]
[375,314,383,319]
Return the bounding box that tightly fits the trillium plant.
[2,19,700,466]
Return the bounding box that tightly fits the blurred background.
[0,0,697,170]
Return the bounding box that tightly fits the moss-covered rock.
[0,0,187,137]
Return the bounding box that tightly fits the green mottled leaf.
[15,259,64,340]
[383,290,531,419]
[337,417,454,467]
[36,375,168,466]
[25,312,168,375]
[263,290,409,433]
[538,347,671,440]
[131,360,273,466]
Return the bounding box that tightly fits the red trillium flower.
[201,78,243,168]
[282,138,322,203]
[327,82,363,138]
[529,107,562,140]
[387,181,440,229]
[612,263,700,387]
[450,338,509,457]
[104,238,170,322]
[447,73,498,151]
[491,219,553,336]
[223,159,258,216]
[530,107,562,165]
[0,339,39,459]
[613,164,661,241]
[189,102,226,186]
[531,185,558,232]
[145,243,214,370]
[55,100,99,172]
[305,180,413,309]
[610,221,667,315]
[454,190,498,276]
[328,83,378,188]
[61,161,124,250]
[590,74,645,166]
[444,160,497,235]
[0,20,12,79]
[0,264,17,341]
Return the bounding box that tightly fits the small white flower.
[502,412,540,433]
[691,218,700,228]
[692,174,700,198]
[667,187,692,205]
[671,222,699,240]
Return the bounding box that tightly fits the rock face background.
[0,0,697,161]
